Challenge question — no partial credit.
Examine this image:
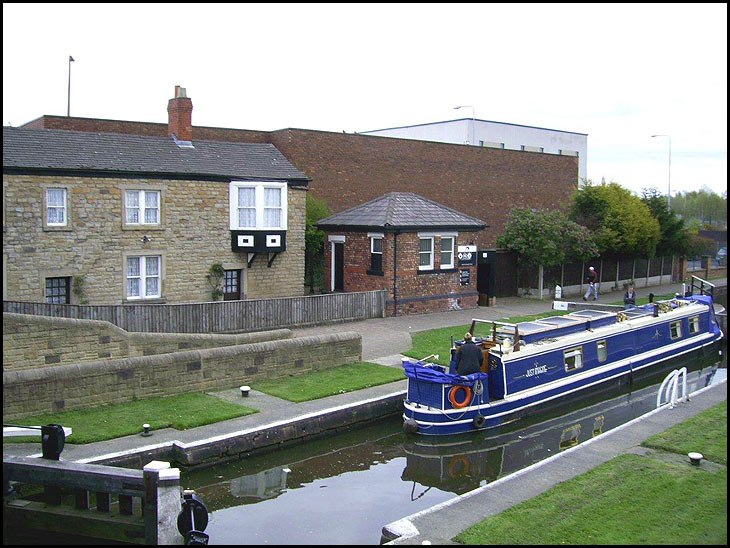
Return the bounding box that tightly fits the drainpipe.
[392,231,398,317]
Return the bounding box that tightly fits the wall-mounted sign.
[457,245,477,266]
[460,269,471,286]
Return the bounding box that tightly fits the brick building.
[19,87,579,306]
[317,193,486,315]
[3,94,309,305]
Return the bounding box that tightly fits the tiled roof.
[317,192,487,231]
[2,126,308,182]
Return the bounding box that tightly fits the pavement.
[3,278,727,543]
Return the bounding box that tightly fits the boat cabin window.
[688,316,700,335]
[670,320,682,340]
[564,346,584,372]
[596,340,608,362]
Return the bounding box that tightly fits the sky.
[3,3,727,198]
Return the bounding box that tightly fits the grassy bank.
[7,393,257,444]
[454,401,727,545]
[253,361,405,402]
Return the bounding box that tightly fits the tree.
[496,208,599,269]
[641,187,692,257]
[305,194,331,293]
[569,180,661,257]
[671,187,727,229]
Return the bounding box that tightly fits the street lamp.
[651,134,671,210]
[67,55,75,117]
[454,105,475,145]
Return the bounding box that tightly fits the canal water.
[182,351,726,545]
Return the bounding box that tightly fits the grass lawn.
[403,311,570,367]
[7,393,257,445]
[454,402,728,545]
[252,361,405,402]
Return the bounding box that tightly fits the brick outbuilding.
[317,193,486,316]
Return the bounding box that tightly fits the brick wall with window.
[2,174,306,304]
[323,231,479,316]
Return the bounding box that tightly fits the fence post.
[143,461,183,545]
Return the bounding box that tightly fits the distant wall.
[3,331,362,419]
[3,313,292,372]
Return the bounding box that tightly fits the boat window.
[596,340,607,362]
[670,321,682,340]
[564,346,584,372]
[688,316,700,334]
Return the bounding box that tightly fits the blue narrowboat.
[402,292,724,435]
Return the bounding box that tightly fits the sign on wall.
[457,245,477,266]
[460,269,471,286]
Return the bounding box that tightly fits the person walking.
[455,332,484,376]
[584,266,599,301]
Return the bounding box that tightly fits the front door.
[224,269,242,301]
[333,242,344,292]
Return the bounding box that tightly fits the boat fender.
[403,418,419,434]
[472,415,486,429]
[448,455,469,478]
[448,385,472,408]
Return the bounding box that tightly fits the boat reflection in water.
[401,351,725,495]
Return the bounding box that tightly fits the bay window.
[230,181,287,231]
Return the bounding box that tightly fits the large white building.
[360,118,588,181]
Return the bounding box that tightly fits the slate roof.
[2,126,309,183]
[317,192,487,231]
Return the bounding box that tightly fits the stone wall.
[3,312,292,371]
[3,331,362,419]
[2,174,306,304]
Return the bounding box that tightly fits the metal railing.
[656,367,688,409]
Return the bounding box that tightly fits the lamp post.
[651,134,671,210]
[454,105,475,145]
[67,55,75,117]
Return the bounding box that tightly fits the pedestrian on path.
[584,266,599,301]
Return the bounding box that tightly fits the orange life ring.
[449,385,472,408]
[448,455,470,478]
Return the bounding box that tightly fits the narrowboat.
[402,291,724,436]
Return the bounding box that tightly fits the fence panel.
[3,290,387,334]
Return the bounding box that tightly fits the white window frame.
[125,255,162,300]
[688,315,700,334]
[46,188,67,227]
[418,236,434,271]
[369,232,384,273]
[564,346,584,372]
[229,181,288,231]
[440,236,455,269]
[670,320,682,340]
[125,190,161,226]
[596,340,608,362]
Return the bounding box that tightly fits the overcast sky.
[3,3,727,198]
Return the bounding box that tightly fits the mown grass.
[252,361,405,402]
[7,393,257,445]
[454,402,728,545]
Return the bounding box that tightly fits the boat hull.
[404,330,723,436]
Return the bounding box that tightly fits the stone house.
[317,192,486,315]
[2,100,309,305]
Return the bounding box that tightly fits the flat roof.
[360,117,588,137]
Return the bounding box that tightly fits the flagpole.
[67,56,74,117]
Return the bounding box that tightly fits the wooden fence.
[3,290,388,334]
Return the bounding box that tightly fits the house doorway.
[333,242,344,292]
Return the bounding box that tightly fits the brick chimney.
[167,85,193,141]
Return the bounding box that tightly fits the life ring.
[448,455,470,478]
[449,385,472,408]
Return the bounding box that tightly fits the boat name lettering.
[526,363,548,377]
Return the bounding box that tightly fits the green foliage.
[305,194,331,292]
[207,263,225,300]
[671,187,727,229]
[72,275,89,304]
[641,187,692,256]
[496,208,599,269]
[570,180,661,257]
